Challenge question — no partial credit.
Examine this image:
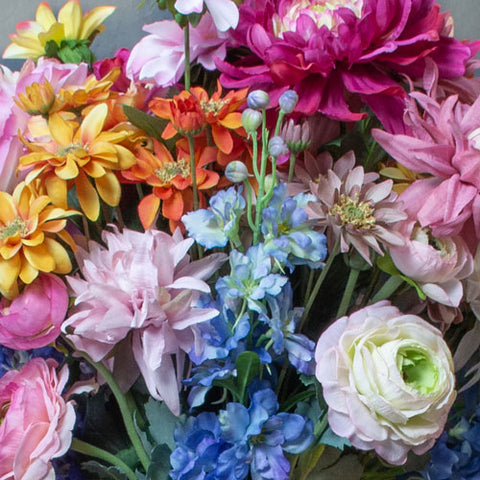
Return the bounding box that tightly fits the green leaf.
[320,427,351,451]
[122,105,169,141]
[235,351,260,402]
[44,40,59,58]
[144,398,178,451]
[134,410,153,455]
[82,460,130,480]
[280,390,315,413]
[147,444,172,480]
[306,453,363,480]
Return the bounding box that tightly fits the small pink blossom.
[175,0,239,32]
[63,227,226,415]
[315,301,456,465]
[93,48,131,92]
[126,14,228,88]
[0,358,76,479]
[0,274,68,350]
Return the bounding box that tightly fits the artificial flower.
[307,151,407,264]
[93,48,131,93]
[63,226,226,415]
[3,0,115,60]
[0,181,77,299]
[315,301,456,465]
[0,273,68,350]
[175,0,239,32]
[18,102,136,220]
[217,0,478,130]
[0,357,76,479]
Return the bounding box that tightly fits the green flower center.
[200,99,227,116]
[154,159,190,184]
[397,347,439,395]
[329,193,376,229]
[0,217,29,241]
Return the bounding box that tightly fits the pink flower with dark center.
[63,227,226,415]
[217,0,478,130]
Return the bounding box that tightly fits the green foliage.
[82,461,131,480]
[44,39,95,65]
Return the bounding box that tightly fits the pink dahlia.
[372,86,480,246]
[217,0,478,130]
[63,227,226,415]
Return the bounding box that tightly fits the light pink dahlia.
[217,0,478,130]
[63,227,226,415]
[372,86,480,246]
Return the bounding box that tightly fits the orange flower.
[18,103,136,221]
[121,138,219,230]
[0,182,77,299]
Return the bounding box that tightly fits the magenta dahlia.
[217,0,478,130]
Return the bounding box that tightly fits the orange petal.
[138,193,160,230]
[80,103,108,145]
[162,191,184,221]
[48,113,74,146]
[45,175,68,208]
[219,112,243,129]
[75,171,99,221]
[211,124,233,154]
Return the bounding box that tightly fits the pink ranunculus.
[389,219,474,307]
[126,13,228,88]
[372,81,480,246]
[175,0,239,32]
[0,273,69,350]
[93,48,131,92]
[315,301,456,465]
[217,0,478,130]
[0,358,76,479]
[63,227,226,415]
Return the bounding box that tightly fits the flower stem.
[299,238,340,331]
[71,438,138,480]
[371,275,404,303]
[287,151,296,183]
[184,22,191,91]
[187,134,199,210]
[336,267,360,318]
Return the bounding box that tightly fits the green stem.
[287,151,296,183]
[371,275,404,303]
[251,133,260,179]
[274,110,285,136]
[76,351,151,472]
[187,134,199,210]
[243,179,256,231]
[299,238,340,331]
[336,267,360,318]
[184,22,191,91]
[71,438,138,480]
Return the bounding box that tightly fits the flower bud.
[247,90,270,109]
[280,119,311,154]
[225,161,250,183]
[264,174,277,192]
[279,89,299,113]
[241,108,262,133]
[268,136,289,158]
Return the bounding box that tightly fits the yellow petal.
[0,192,17,224]
[49,113,74,146]
[45,175,68,209]
[38,22,65,48]
[0,243,22,260]
[83,160,106,178]
[58,0,82,39]
[95,172,121,207]
[56,229,77,252]
[80,6,116,39]
[80,103,107,145]
[23,243,55,272]
[0,255,21,297]
[55,155,79,180]
[19,256,39,285]
[45,237,72,274]
[114,145,136,170]
[21,230,45,247]
[36,2,56,30]
[76,171,99,221]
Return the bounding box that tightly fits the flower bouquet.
[1,0,480,479]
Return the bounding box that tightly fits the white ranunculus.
[315,301,456,465]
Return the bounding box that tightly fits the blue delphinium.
[217,388,314,480]
[262,283,316,375]
[182,186,246,249]
[261,183,327,270]
[216,244,288,314]
[170,412,232,480]
[0,345,64,377]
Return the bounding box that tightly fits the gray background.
[0,0,478,71]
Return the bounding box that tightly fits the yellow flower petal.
[80,103,108,145]
[76,171,99,221]
[35,2,56,31]
[0,192,17,224]
[0,255,21,297]
[19,256,39,285]
[83,160,106,178]
[55,155,79,180]
[114,145,136,170]
[80,6,116,39]
[49,113,74,146]
[38,22,65,48]
[95,172,121,207]
[0,244,22,261]
[45,175,68,209]
[58,0,82,39]
[45,237,72,274]
[23,243,55,272]
[21,230,45,247]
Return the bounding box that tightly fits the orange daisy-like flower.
[0,181,77,299]
[3,0,115,60]
[149,84,247,154]
[121,138,219,230]
[19,103,136,221]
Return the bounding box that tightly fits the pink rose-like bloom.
[373,84,480,245]
[0,358,76,479]
[389,219,473,307]
[175,0,239,32]
[93,48,131,92]
[315,301,456,465]
[126,14,228,88]
[0,58,89,192]
[0,273,68,350]
[217,0,478,130]
[63,227,226,415]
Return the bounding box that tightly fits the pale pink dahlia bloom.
[373,86,480,244]
[217,0,478,130]
[0,358,76,480]
[315,301,456,465]
[63,227,225,415]
[126,14,228,88]
[307,152,407,264]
